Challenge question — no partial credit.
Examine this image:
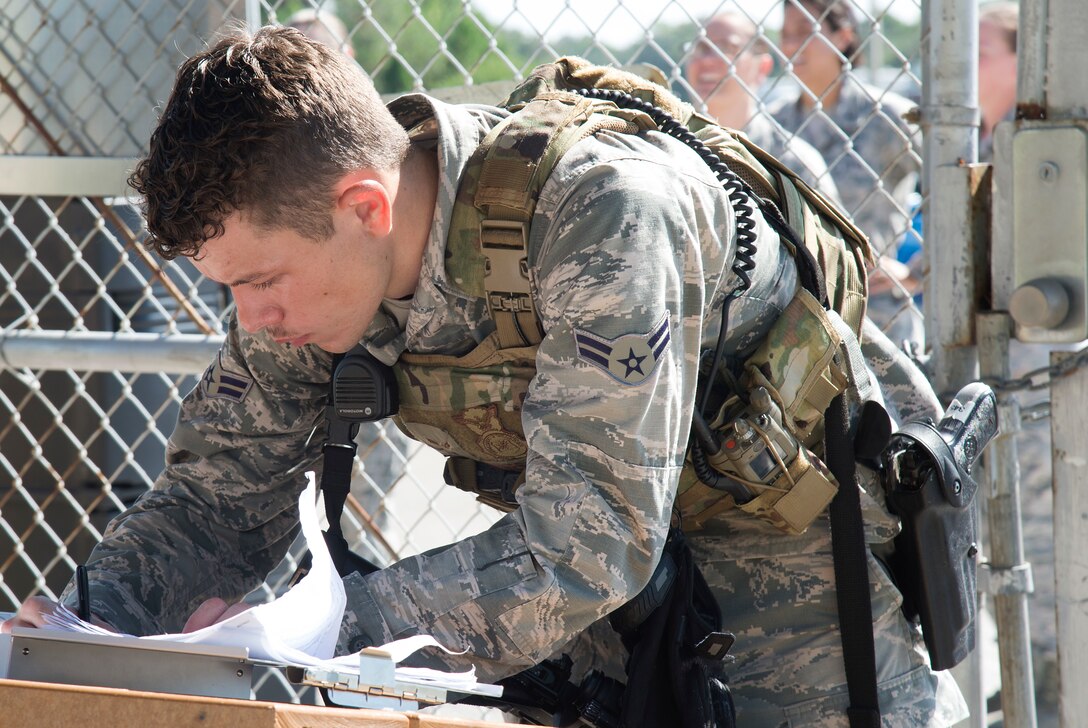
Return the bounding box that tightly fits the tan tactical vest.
[392,57,874,528]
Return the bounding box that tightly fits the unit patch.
[201,352,254,403]
[574,312,671,386]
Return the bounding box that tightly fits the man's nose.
[232,289,283,333]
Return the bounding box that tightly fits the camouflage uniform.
[64,93,964,725]
[743,112,841,205]
[771,78,923,348]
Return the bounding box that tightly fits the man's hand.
[1,596,60,633]
[868,256,919,297]
[183,597,252,633]
[1,596,118,634]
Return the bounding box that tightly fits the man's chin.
[315,338,358,354]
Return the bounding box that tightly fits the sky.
[471,0,923,47]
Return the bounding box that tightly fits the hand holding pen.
[1,564,116,634]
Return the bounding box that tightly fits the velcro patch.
[574,312,671,386]
[201,352,253,403]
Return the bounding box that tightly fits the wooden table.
[0,678,515,728]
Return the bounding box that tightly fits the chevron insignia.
[574,312,671,386]
[201,352,253,403]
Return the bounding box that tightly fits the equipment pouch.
[743,287,850,450]
[882,382,998,670]
[734,445,838,535]
[691,287,851,535]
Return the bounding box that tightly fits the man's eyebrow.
[227,273,261,286]
[201,271,262,287]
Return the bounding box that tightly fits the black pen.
[76,564,90,622]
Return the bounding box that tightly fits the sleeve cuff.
[337,571,392,654]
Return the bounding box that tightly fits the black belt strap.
[825,393,881,728]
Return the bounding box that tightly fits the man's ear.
[335,172,393,238]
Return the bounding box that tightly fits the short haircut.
[129,25,409,260]
[980,1,1018,53]
[786,0,861,61]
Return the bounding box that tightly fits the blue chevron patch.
[574,311,671,386]
[201,352,253,403]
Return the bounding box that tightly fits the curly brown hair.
[129,25,410,259]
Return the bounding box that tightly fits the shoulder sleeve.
[63,316,333,635]
[339,133,736,681]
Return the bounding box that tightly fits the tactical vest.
[391,57,874,532]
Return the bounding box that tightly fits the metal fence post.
[996,0,1088,722]
[920,0,983,723]
[921,0,980,394]
[1051,349,1088,727]
[977,313,1038,728]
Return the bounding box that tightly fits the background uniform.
[772,78,922,348]
[743,112,841,205]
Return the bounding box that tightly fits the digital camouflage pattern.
[63,89,964,724]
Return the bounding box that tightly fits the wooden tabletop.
[0,678,518,728]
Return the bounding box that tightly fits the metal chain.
[979,343,1088,422]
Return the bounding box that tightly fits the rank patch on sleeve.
[201,352,253,403]
[574,312,671,386]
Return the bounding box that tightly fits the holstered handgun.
[881,382,998,670]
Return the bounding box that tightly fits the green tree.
[337,0,527,94]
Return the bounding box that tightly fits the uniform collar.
[360,95,508,363]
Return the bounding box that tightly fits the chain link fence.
[1,0,936,705]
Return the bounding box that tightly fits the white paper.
[142,472,344,664]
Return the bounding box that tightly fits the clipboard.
[0,626,255,700]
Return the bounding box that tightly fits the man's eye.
[252,279,275,291]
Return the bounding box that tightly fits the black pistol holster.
[881,382,998,670]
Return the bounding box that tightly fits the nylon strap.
[473,98,639,349]
[320,352,363,578]
[825,393,881,728]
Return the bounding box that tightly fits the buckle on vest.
[488,291,534,314]
[481,219,530,294]
[475,462,521,505]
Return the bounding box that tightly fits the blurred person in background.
[772,0,922,349]
[685,10,840,203]
[286,7,355,59]
[977,1,1018,163]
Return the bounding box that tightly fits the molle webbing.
[468,56,872,347]
[422,56,877,512]
[461,92,654,349]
